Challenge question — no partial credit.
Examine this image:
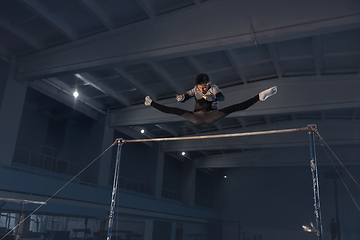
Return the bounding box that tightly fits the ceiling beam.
[320,111,325,120]
[0,15,43,50]
[323,68,359,74]
[225,50,248,84]
[212,122,223,131]
[324,51,360,57]
[130,126,157,140]
[236,117,247,128]
[43,77,106,114]
[312,36,323,76]
[0,45,12,63]
[155,124,178,137]
[16,0,360,81]
[29,80,100,120]
[184,57,200,75]
[113,67,157,99]
[266,43,283,78]
[76,0,114,30]
[187,56,218,84]
[352,109,358,120]
[147,62,186,94]
[263,115,272,125]
[194,145,360,168]
[281,55,313,61]
[184,122,200,134]
[167,152,187,162]
[18,0,78,40]
[0,56,10,63]
[77,73,131,106]
[135,0,156,19]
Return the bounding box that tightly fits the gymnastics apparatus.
[107,124,324,240]
[4,124,360,240]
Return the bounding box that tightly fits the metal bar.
[119,127,309,143]
[107,140,123,240]
[308,124,323,240]
[0,198,46,205]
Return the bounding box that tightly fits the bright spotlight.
[224,175,227,179]
[141,129,145,134]
[302,222,316,233]
[73,91,79,98]
[182,152,185,156]
[302,225,311,232]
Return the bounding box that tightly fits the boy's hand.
[176,94,185,102]
[202,93,215,101]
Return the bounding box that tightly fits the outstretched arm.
[215,92,225,101]
[176,93,192,102]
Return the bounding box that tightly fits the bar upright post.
[107,140,123,240]
[308,125,323,240]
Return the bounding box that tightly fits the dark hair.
[195,73,210,85]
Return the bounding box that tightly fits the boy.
[145,73,277,126]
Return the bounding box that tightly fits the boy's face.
[197,82,211,94]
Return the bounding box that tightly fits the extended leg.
[145,96,209,125]
[220,86,277,114]
[191,96,259,126]
[220,95,259,115]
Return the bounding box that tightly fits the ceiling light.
[182,152,185,156]
[73,91,79,98]
[224,175,227,179]
[141,129,145,134]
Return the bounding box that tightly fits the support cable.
[314,130,360,189]
[0,140,118,240]
[314,131,360,212]
[320,141,360,212]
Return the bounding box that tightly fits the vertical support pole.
[107,140,123,240]
[308,125,323,240]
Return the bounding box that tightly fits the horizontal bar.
[119,126,311,143]
[0,197,46,205]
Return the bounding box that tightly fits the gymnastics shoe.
[144,96,152,106]
[259,86,277,101]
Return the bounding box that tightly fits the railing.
[11,147,182,200]
[0,163,98,189]
[195,197,212,208]
[12,146,80,177]
[162,188,181,201]
[118,176,150,195]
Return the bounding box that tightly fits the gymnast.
[144,73,277,126]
